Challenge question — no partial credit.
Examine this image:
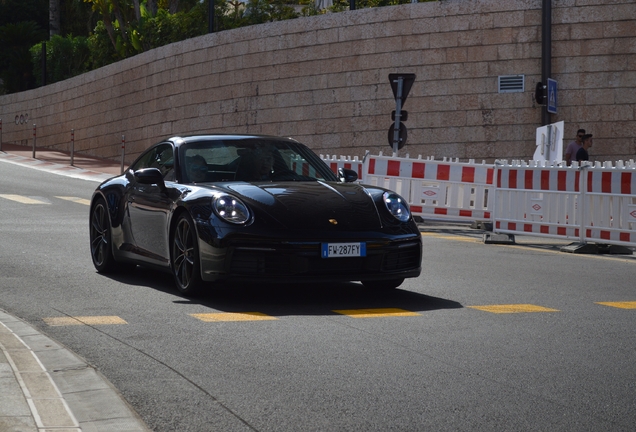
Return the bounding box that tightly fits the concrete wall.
[1,0,634,164]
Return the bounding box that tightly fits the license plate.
[321,242,366,258]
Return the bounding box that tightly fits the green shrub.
[85,21,118,68]
[140,6,208,49]
[31,34,91,86]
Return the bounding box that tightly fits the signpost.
[388,73,415,156]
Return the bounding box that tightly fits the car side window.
[131,144,175,181]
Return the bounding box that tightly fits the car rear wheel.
[90,198,115,272]
[171,213,203,295]
[361,278,404,290]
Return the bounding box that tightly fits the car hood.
[225,181,382,231]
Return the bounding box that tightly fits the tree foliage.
[0,0,436,93]
[0,21,48,94]
[0,0,49,29]
[61,0,98,37]
[0,0,48,93]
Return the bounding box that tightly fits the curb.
[0,309,150,432]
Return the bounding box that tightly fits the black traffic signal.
[535,82,546,105]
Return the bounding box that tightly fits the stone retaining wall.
[0,0,634,164]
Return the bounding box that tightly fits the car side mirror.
[134,168,166,191]
[338,168,358,183]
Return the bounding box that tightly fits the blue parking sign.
[547,78,557,114]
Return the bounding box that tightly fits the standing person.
[564,129,585,165]
[576,134,593,163]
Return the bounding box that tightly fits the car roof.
[166,134,299,147]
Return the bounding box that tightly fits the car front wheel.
[89,198,115,272]
[171,213,203,295]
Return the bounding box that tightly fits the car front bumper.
[198,235,422,283]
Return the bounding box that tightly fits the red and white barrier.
[494,162,582,239]
[290,154,319,178]
[493,160,636,247]
[580,162,636,245]
[363,153,495,222]
[321,154,364,180]
[319,151,636,249]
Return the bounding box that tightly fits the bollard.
[120,135,125,174]
[70,129,75,166]
[32,124,36,158]
[0,118,3,152]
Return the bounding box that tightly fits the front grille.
[228,242,420,277]
[229,252,293,275]
[382,246,422,271]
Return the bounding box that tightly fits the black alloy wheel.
[90,198,115,272]
[171,213,203,295]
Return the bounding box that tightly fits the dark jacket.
[576,147,589,162]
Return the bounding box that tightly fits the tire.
[361,278,404,290]
[90,198,116,273]
[171,213,203,295]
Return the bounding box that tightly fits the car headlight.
[213,194,251,224]
[383,191,410,222]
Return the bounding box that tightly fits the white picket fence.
[320,153,636,248]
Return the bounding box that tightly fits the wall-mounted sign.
[15,114,29,125]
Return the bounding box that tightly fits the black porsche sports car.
[89,135,422,295]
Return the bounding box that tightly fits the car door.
[126,143,176,266]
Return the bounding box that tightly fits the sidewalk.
[0,142,123,182]
[0,144,149,431]
[0,310,150,432]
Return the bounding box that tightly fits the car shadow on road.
[99,266,178,293]
[100,267,463,316]
[176,282,463,317]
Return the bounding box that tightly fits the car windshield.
[179,137,339,184]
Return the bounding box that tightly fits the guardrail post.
[32,124,36,158]
[578,164,589,244]
[560,163,599,253]
[70,129,75,166]
[120,135,125,174]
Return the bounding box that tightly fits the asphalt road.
[1,161,635,431]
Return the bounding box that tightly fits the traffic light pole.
[541,0,552,125]
[208,0,215,33]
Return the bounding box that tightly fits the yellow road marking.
[56,196,91,206]
[0,194,49,204]
[468,304,560,314]
[190,312,277,322]
[596,301,636,309]
[333,308,421,318]
[421,233,480,243]
[43,316,128,326]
